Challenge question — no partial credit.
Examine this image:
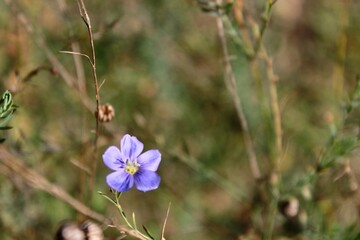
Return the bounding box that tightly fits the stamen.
[125,159,140,175]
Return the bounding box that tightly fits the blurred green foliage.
[1,0,360,239]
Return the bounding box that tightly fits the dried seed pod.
[95,103,115,122]
[278,197,299,218]
[55,220,103,240]
[55,222,85,240]
[80,220,104,240]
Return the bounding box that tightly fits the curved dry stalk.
[77,0,101,117]
[60,50,92,64]
[76,0,102,198]
[161,202,171,240]
[0,146,154,239]
[0,146,105,222]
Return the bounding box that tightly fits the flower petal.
[137,150,161,171]
[134,169,161,192]
[121,134,144,159]
[103,146,124,170]
[106,171,134,192]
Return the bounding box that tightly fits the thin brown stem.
[161,202,171,240]
[232,0,255,57]
[259,48,282,173]
[4,0,94,111]
[77,0,100,143]
[77,0,101,194]
[216,12,261,180]
[55,0,87,96]
[333,0,350,99]
[4,0,120,156]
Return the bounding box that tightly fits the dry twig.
[0,146,106,222]
[0,146,156,239]
[161,202,171,240]
[76,0,101,193]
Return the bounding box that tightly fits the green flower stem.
[254,0,277,55]
[113,192,152,240]
[99,191,153,239]
[114,192,134,229]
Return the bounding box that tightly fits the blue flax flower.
[103,134,161,192]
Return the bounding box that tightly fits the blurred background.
[1,0,360,239]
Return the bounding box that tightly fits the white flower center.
[125,158,140,175]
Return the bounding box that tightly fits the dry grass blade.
[161,202,171,240]
[0,145,106,223]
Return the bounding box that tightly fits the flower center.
[125,159,140,175]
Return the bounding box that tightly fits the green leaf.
[0,90,17,129]
[318,137,358,171]
[331,138,357,157]
[197,0,220,15]
[98,191,117,205]
[0,126,13,130]
[0,113,14,128]
[223,2,233,14]
[121,210,127,218]
[142,225,155,240]
[0,90,15,118]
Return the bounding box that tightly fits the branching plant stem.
[99,192,154,240]
[254,0,277,55]
[216,8,261,180]
[77,0,101,194]
[227,2,281,238]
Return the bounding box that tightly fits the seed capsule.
[95,103,115,122]
[55,222,85,240]
[55,220,103,240]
